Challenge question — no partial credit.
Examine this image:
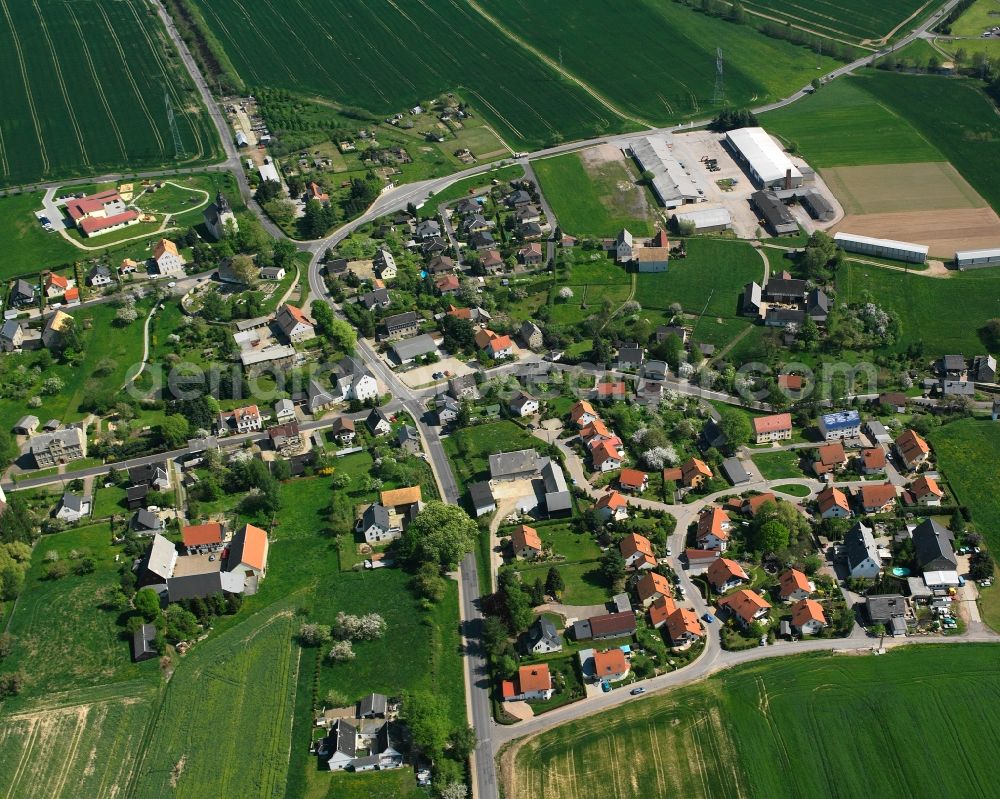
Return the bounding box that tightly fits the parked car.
[702,613,715,624]
[630,687,646,696]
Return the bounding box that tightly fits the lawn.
[0,0,220,188]
[423,163,525,216]
[834,260,1000,356]
[131,605,299,799]
[91,484,128,519]
[516,559,610,605]
[533,151,655,238]
[773,483,810,497]
[444,420,543,485]
[506,645,1000,799]
[481,0,840,125]
[522,520,601,563]
[635,239,765,318]
[324,770,423,799]
[0,192,81,278]
[0,298,154,434]
[564,248,631,286]
[762,77,942,168]
[928,419,1000,630]
[948,0,1000,36]
[751,450,805,480]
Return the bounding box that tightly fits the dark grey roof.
[167,570,223,602]
[391,334,437,361]
[572,619,592,640]
[844,521,877,570]
[60,492,88,513]
[656,325,687,342]
[524,616,561,650]
[807,287,829,318]
[469,480,495,510]
[88,263,112,281]
[308,379,334,412]
[866,594,906,624]
[127,484,149,503]
[360,288,390,310]
[617,347,644,366]
[489,448,539,479]
[333,719,357,757]
[751,191,797,235]
[1,319,21,340]
[383,311,418,331]
[942,354,966,372]
[359,693,388,717]
[765,307,806,326]
[129,462,167,486]
[132,509,161,531]
[396,425,419,446]
[765,277,808,299]
[12,279,35,302]
[468,231,495,248]
[912,518,957,572]
[366,407,391,432]
[721,457,750,484]
[132,623,157,660]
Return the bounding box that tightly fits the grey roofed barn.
[489,449,539,480]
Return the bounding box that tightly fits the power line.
[712,47,726,107]
[165,90,186,160]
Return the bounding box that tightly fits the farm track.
[66,4,128,163]
[32,0,89,168]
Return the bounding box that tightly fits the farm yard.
[0,0,220,188]
[479,0,840,125]
[765,72,1000,255]
[504,646,1000,799]
[533,147,657,238]
[187,0,636,150]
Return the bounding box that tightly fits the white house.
[615,229,633,263]
[219,405,263,434]
[152,239,185,275]
[55,492,91,522]
[844,522,881,579]
[356,503,396,544]
[275,304,316,344]
[508,392,539,417]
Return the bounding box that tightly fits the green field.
[187,0,635,150]
[534,152,655,238]
[0,0,220,188]
[635,239,765,318]
[0,682,156,799]
[0,193,81,277]
[444,420,543,486]
[741,0,931,43]
[857,71,1000,212]
[834,261,1000,355]
[507,645,1000,799]
[928,419,1000,629]
[762,77,942,167]
[481,0,839,125]
[132,606,298,798]
[751,450,805,480]
[516,559,610,605]
[947,0,1000,36]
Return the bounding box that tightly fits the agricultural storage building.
[673,206,732,233]
[834,232,928,264]
[725,127,803,189]
[955,247,1000,269]
[800,190,835,222]
[627,136,704,208]
[259,158,281,185]
[751,191,798,236]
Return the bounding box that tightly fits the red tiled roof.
[64,287,80,302]
[648,594,677,627]
[791,598,826,627]
[596,382,627,398]
[817,442,847,467]
[620,532,653,560]
[697,507,730,542]
[618,468,648,489]
[590,439,622,466]
[569,400,596,425]
[183,522,224,547]
[752,413,792,435]
[46,273,68,289]
[817,486,850,515]
[595,490,627,511]
[681,457,712,486]
[911,475,943,499]
[744,493,777,516]
[896,429,930,464]
[718,589,771,623]
[636,571,670,601]
[516,663,551,693]
[707,557,748,588]
[510,524,542,552]
[580,419,612,441]
[666,607,703,641]
[662,467,683,482]
[778,374,803,390]
[860,483,897,510]
[862,448,886,469]
[593,648,628,678]
[685,548,720,564]
[80,209,139,235]
[779,569,811,598]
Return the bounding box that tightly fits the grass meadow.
[762,77,942,167]
[0,0,220,187]
[635,239,765,318]
[928,419,1000,629]
[507,645,1000,799]
[533,152,655,238]
[834,260,1000,355]
[444,420,542,486]
[751,450,805,480]
[482,0,839,125]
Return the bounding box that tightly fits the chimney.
[784,168,792,190]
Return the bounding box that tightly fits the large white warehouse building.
[725,127,803,190]
[834,232,928,264]
[955,247,1000,269]
[628,136,704,209]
